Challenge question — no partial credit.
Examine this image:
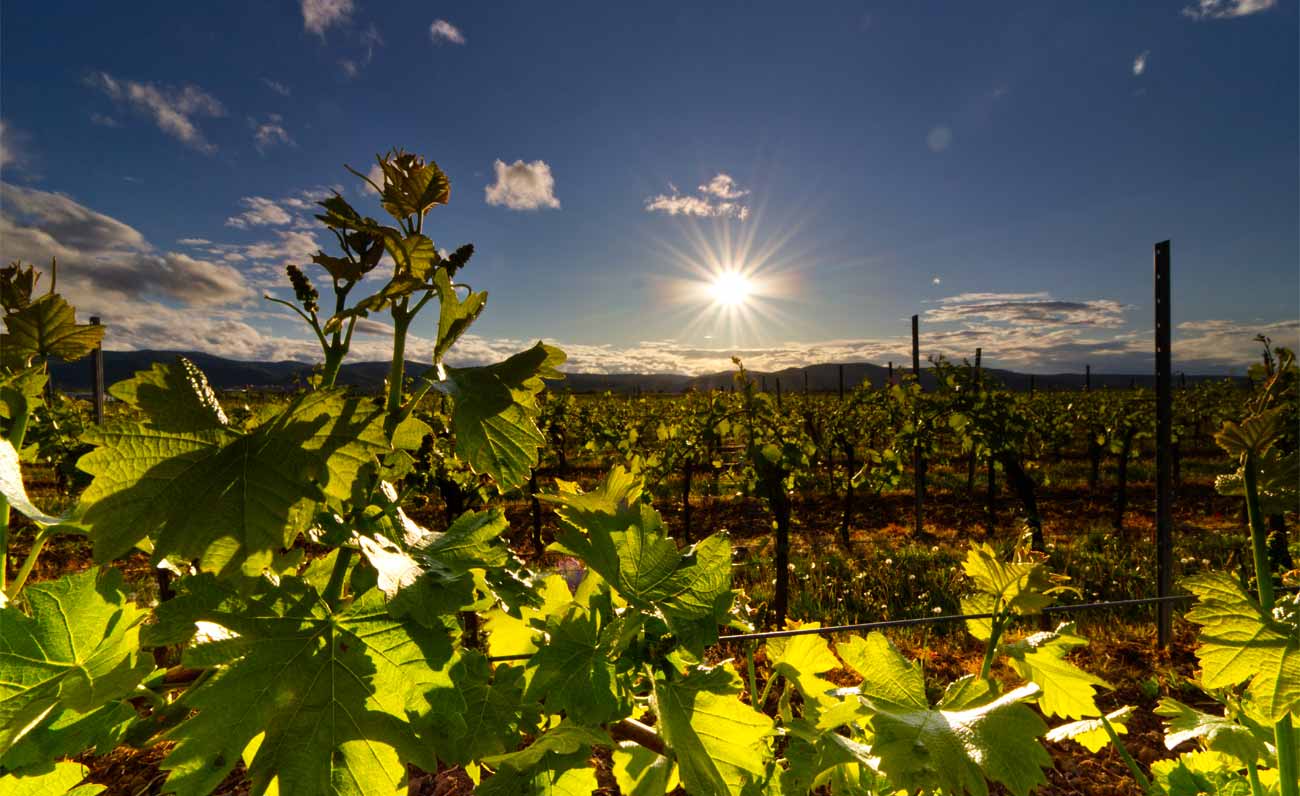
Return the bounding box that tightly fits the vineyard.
[0,151,1296,796]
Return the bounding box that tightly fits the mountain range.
[46,350,1238,395]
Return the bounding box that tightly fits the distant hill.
[46,350,1238,395]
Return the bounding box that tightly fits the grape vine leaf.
[0,569,152,756]
[107,357,228,432]
[960,543,1055,640]
[547,467,734,651]
[1151,750,1263,796]
[1184,573,1300,722]
[78,388,388,575]
[477,750,599,796]
[522,603,623,725]
[850,632,1050,796]
[651,664,774,796]
[425,653,531,765]
[0,761,105,796]
[0,293,104,365]
[431,270,486,365]
[1154,698,1270,765]
[1001,623,1109,719]
[158,580,457,796]
[1044,706,1133,753]
[483,574,574,659]
[439,342,564,491]
[0,438,69,527]
[612,743,679,796]
[765,625,842,713]
[0,701,136,771]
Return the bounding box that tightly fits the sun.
[710,271,753,307]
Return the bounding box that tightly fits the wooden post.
[912,315,925,538]
[1085,364,1091,391]
[888,361,893,385]
[1029,374,1036,393]
[803,369,809,394]
[90,316,105,424]
[775,378,782,409]
[975,347,982,374]
[1155,240,1173,648]
[838,364,844,401]
[761,375,767,393]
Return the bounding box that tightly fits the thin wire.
[485,592,1195,663]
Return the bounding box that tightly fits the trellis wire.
[486,592,1207,663]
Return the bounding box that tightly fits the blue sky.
[1,0,1295,374]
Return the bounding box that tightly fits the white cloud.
[252,115,294,154]
[90,112,120,128]
[699,174,748,201]
[1132,50,1149,76]
[485,159,560,210]
[262,78,291,96]
[927,292,1128,328]
[645,173,750,220]
[302,0,353,36]
[932,277,941,285]
[363,163,384,194]
[430,19,465,45]
[85,72,225,153]
[926,126,953,152]
[226,196,295,228]
[339,59,360,79]
[1182,0,1276,19]
[178,238,211,246]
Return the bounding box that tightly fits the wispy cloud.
[225,195,313,228]
[251,114,294,154]
[1132,50,1150,76]
[90,112,120,128]
[485,159,560,210]
[1182,0,1276,19]
[645,173,750,220]
[85,72,225,154]
[430,19,466,45]
[301,0,353,36]
[926,292,1129,328]
[261,78,291,96]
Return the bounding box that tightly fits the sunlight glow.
[710,271,753,307]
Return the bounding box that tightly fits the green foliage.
[78,388,389,575]
[1184,572,1300,723]
[157,580,453,796]
[0,569,152,757]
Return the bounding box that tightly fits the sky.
[1,0,1296,375]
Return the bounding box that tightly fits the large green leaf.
[651,665,774,796]
[159,580,457,796]
[0,569,152,756]
[1001,623,1108,719]
[1184,573,1300,722]
[851,632,1051,796]
[78,388,388,575]
[108,358,228,432]
[440,342,564,490]
[547,468,734,651]
[612,743,679,796]
[960,543,1056,640]
[0,293,103,365]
